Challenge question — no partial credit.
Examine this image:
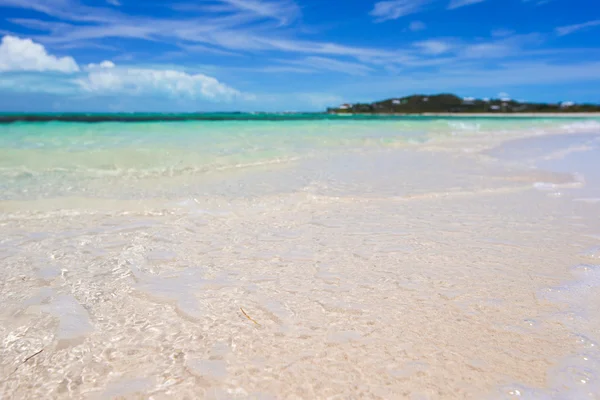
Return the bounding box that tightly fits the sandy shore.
[330,112,600,117]
[423,112,600,117]
[1,127,600,399]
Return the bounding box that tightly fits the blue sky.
[0,0,599,112]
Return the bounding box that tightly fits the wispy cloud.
[408,21,426,31]
[2,0,400,63]
[408,33,543,60]
[297,93,344,108]
[522,0,553,5]
[106,0,121,6]
[555,19,600,36]
[174,43,242,57]
[2,0,532,72]
[371,0,486,21]
[253,65,315,73]
[461,43,510,58]
[413,39,454,55]
[491,29,515,38]
[370,0,433,23]
[460,33,543,58]
[217,0,301,25]
[342,61,600,96]
[174,0,301,25]
[0,0,299,27]
[279,56,374,75]
[447,0,485,10]
[0,0,123,23]
[190,33,398,60]
[434,61,600,87]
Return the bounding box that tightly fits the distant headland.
[1,94,599,124]
[326,94,600,114]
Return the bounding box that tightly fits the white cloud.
[76,65,243,100]
[555,19,600,36]
[370,0,433,22]
[100,60,115,68]
[413,40,453,55]
[87,60,115,69]
[106,0,120,5]
[447,0,485,10]
[0,35,79,72]
[409,21,426,31]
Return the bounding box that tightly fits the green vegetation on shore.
[326,94,600,114]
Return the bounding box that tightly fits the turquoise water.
[1,116,599,200]
[1,112,597,123]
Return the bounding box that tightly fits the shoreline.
[330,112,600,117]
[0,112,598,124]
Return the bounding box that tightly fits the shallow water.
[1,116,600,399]
[1,117,598,200]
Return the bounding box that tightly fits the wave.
[442,118,600,138]
[560,120,600,133]
[0,155,302,181]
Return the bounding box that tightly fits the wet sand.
[1,128,600,399]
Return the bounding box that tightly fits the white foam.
[560,120,600,133]
[539,265,600,310]
[517,264,600,399]
[447,121,482,135]
[581,247,600,259]
[574,198,600,204]
[533,178,584,191]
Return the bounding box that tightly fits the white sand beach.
[1,118,600,399]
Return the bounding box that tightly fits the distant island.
[326,94,600,114]
[1,94,599,124]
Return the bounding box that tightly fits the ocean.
[1,115,596,201]
[1,115,600,398]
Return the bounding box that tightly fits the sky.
[0,0,599,112]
